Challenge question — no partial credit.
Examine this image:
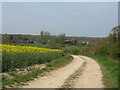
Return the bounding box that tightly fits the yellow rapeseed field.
[2,44,64,72]
[1,44,61,53]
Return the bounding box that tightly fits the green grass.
[2,55,73,88]
[83,54,118,88]
[3,68,49,87]
[61,45,88,50]
[0,75,2,89]
[47,55,73,68]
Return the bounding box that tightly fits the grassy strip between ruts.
[61,62,86,88]
[2,55,73,89]
[82,54,118,88]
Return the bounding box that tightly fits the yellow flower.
[1,44,61,54]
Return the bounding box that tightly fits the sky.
[1,0,119,2]
[0,2,2,33]
[2,2,118,37]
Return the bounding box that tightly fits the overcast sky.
[2,2,118,37]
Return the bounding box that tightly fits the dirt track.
[73,56,104,88]
[22,55,104,88]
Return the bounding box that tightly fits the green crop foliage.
[2,44,64,72]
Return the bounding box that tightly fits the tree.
[2,34,9,43]
[106,25,120,59]
[112,25,120,43]
[9,35,13,40]
[37,31,50,44]
[58,34,65,45]
[46,36,60,49]
[40,31,44,36]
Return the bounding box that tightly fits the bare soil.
[2,64,46,79]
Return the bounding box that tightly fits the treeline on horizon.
[2,31,66,49]
[1,31,104,49]
[69,25,120,61]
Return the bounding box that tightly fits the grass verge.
[2,55,73,89]
[82,54,118,88]
[46,55,73,68]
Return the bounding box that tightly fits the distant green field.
[61,45,88,50]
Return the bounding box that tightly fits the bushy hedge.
[66,43,119,60]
